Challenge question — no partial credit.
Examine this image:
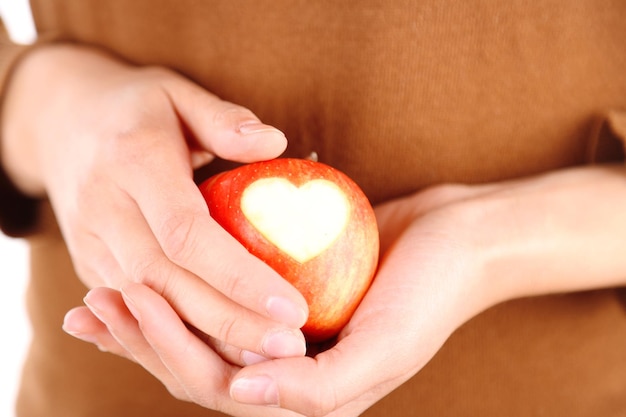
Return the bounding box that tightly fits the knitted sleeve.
[0,21,41,237]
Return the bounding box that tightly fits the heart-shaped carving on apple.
[199,158,379,342]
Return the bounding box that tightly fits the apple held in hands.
[199,158,379,342]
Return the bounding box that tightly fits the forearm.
[458,164,626,304]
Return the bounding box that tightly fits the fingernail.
[262,329,306,358]
[121,287,141,321]
[61,309,100,344]
[66,330,108,352]
[63,327,101,345]
[230,375,279,406]
[238,121,283,136]
[242,350,269,366]
[83,293,107,324]
[266,296,308,328]
[62,312,105,349]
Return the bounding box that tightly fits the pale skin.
[1,44,310,362]
[3,44,626,416]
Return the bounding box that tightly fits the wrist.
[1,44,62,197]
[448,166,626,306]
[1,43,130,197]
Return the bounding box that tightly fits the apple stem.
[305,151,319,162]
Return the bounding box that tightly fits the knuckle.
[209,105,258,158]
[212,103,256,128]
[216,315,239,346]
[201,252,257,305]
[136,65,175,82]
[421,183,470,205]
[157,212,198,263]
[216,264,247,301]
[129,252,167,288]
[72,262,100,288]
[98,94,176,169]
[65,233,121,288]
[296,373,340,417]
[163,384,190,403]
[103,127,166,169]
[99,131,139,173]
[122,66,176,102]
[309,392,339,417]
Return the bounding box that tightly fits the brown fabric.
[0,21,41,237]
[588,110,626,163]
[1,0,625,415]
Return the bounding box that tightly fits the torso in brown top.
[12,1,626,416]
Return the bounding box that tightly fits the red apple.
[199,158,379,342]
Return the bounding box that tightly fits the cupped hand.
[63,183,494,415]
[228,165,626,416]
[1,44,308,359]
[226,185,497,416]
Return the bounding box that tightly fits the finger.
[96,194,306,359]
[230,327,421,415]
[63,228,127,289]
[80,288,181,386]
[62,306,133,360]
[159,72,287,162]
[102,124,308,330]
[63,291,187,397]
[72,286,258,402]
[119,283,238,409]
[189,326,270,367]
[121,283,305,417]
[228,262,442,414]
[229,339,391,413]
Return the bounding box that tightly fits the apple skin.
[198,158,379,342]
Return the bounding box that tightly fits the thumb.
[161,72,287,163]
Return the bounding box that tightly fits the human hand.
[1,44,308,360]
[62,165,626,415]
[225,185,493,415]
[62,284,307,417]
[63,183,490,416]
[225,165,626,415]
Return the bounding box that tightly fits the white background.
[0,235,29,417]
[0,1,37,416]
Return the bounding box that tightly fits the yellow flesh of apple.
[241,178,350,263]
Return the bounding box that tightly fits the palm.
[228,186,492,416]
